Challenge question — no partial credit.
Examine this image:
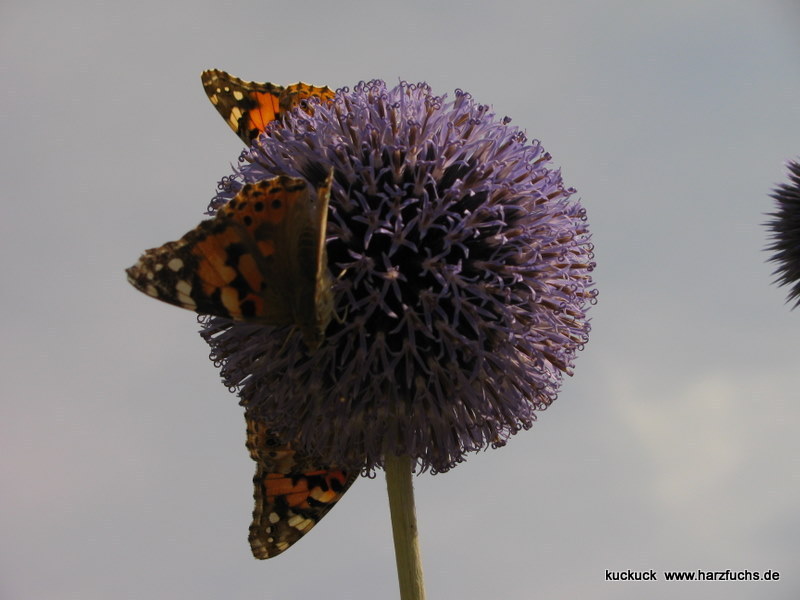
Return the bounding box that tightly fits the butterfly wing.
[201,69,335,144]
[127,176,319,327]
[202,69,284,145]
[290,169,335,349]
[245,416,356,559]
[280,81,336,116]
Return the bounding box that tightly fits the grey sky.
[2,1,799,599]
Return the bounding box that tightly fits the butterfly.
[126,173,334,350]
[128,70,355,557]
[246,418,357,559]
[201,69,336,145]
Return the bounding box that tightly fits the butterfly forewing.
[245,416,356,559]
[201,69,335,144]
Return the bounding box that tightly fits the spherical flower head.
[767,159,800,308]
[202,80,596,474]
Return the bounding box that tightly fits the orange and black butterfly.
[201,69,335,145]
[127,72,354,559]
[245,418,356,559]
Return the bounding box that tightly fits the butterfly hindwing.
[201,69,335,144]
[291,169,335,349]
[126,175,331,339]
[245,416,356,559]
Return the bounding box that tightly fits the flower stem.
[385,454,426,600]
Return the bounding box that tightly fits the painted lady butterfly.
[127,174,334,349]
[246,418,356,559]
[126,72,355,559]
[201,69,335,145]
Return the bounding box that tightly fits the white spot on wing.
[175,280,196,309]
[287,514,313,531]
[177,296,196,310]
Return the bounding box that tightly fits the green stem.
[385,454,427,600]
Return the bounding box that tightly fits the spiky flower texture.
[203,81,596,474]
[767,159,800,308]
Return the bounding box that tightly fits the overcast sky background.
[2,1,800,599]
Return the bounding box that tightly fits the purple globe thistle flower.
[767,159,800,308]
[202,80,596,474]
